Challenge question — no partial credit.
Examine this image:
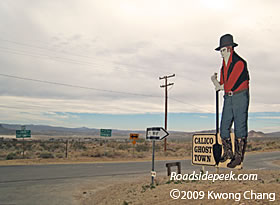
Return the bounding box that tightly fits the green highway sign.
[100,129,112,137]
[16,130,31,138]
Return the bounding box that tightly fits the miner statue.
[211,34,250,168]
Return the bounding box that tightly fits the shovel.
[213,90,222,165]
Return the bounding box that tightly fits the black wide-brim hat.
[215,34,238,51]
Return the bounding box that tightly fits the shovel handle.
[216,90,219,134]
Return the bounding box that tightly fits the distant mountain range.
[0,123,147,138]
[0,123,279,139]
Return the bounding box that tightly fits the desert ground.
[76,169,280,205]
[1,136,279,204]
[0,136,279,165]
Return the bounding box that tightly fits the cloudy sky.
[0,0,279,132]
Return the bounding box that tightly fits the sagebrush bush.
[6,152,20,160]
[136,144,149,152]
[118,143,130,150]
[56,153,64,158]
[39,152,54,159]
[71,141,87,150]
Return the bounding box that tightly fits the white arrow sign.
[146,127,169,140]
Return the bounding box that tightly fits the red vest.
[220,51,249,93]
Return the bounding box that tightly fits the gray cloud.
[0,0,280,125]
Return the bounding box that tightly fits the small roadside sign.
[130,133,139,145]
[16,130,31,138]
[100,129,112,137]
[192,134,216,166]
[146,127,169,140]
[16,126,31,159]
[130,133,139,140]
[146,127,168,186]
[192,133,243,169]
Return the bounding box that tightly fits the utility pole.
[159,74,175,151]
[65,139,68,158]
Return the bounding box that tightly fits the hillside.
[248,130,265,138]
[0,123,279,139]
[0,124,14,135]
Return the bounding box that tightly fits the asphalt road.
[0,151,279,205]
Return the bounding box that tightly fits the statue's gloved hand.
[211,73,224,91]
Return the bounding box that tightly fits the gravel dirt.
[76,169,280,205]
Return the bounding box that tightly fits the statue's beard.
[222,51,230,65]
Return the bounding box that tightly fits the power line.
[0,72,215,112]
[0,38,161,75]
[169,97,213,113]
[0,73,162,98]
[0,37,215,82]
[0,46,119,70]
[0,73,215,113]
[0,37,217,88]
[0,38,217,113]
[0,45,161,76]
